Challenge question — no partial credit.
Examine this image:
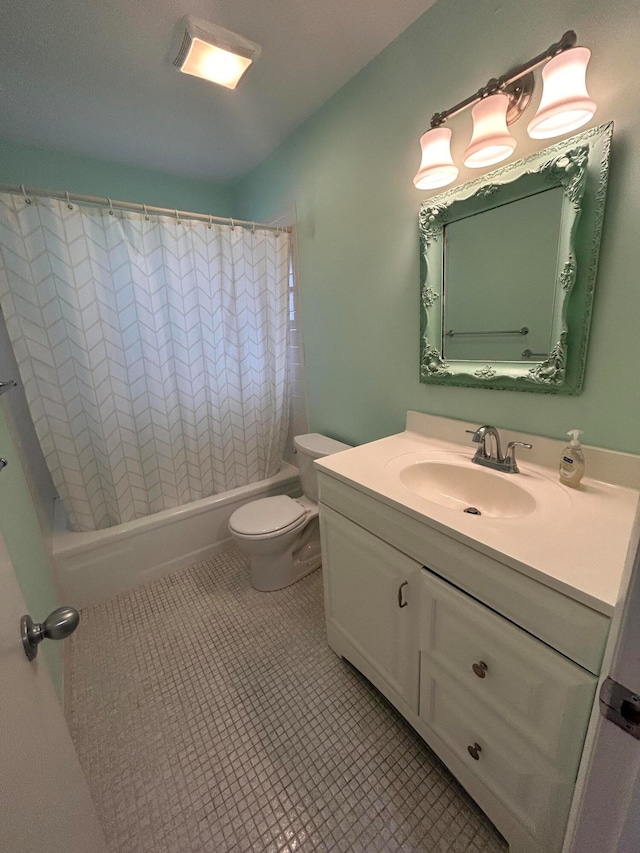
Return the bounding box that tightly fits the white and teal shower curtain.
[0,194,291,532]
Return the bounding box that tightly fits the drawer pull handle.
[467,742,482,761]
[398,581,408,608]
[472,661,488,678]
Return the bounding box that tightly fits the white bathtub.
[52,463,301,609]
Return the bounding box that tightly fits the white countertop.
[315,417,640,616]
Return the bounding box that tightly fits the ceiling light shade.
[463,94,517,168]
[413,128,459,190]
[527,47,596,139]
[172,16,261,90]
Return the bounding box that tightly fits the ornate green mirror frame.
[419,122,612,394]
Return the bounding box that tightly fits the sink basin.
[398,460,537,518]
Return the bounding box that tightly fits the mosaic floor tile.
[65,549,507,852]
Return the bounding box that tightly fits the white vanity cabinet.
[317,471,608,853]
[320,505,420,716]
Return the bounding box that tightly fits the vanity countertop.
[315,418,640,616]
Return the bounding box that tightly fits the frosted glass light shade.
[413,127,459,190]
[463,94,517,168]
[180,38,253,89]
[527,47,596,139]
[172,17,261,90]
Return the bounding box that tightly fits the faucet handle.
[504,440,533,473]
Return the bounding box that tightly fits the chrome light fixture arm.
[429,30,577,130]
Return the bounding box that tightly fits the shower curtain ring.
[208,215,213,230]
[175,209,182,225]
[107,198,114,216]
[251,222,256,234]
[230,218,235,231]
[65,191,73,210]
[20,184,32,204]
[143,204,150,221]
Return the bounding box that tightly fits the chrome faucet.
[466,425,532,474]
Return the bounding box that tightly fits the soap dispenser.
[559,430,585,488]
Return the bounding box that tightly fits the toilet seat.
[229,495,307,538]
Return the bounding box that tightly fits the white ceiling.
[0,0,436,183]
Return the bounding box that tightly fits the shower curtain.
[0,193,291,532]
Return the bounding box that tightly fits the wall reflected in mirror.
[442,187,564,362]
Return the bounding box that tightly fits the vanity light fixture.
[413,31,596,189]
[414,127,459,189]
[527,47,596,138]
[463,94,517,168]
[171,16,261,90]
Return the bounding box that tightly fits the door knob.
[21,606,80,661]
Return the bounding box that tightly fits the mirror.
[419,122,612,394]
[443,187,564,362]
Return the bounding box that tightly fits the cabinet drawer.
[420,569,597,771]
[420,667,572,850]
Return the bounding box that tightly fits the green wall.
[0,136,233,216]
[0,408,62,694]
[234,0,640,453]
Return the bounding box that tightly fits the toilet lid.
[229,495,306,536]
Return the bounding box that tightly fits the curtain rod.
[0,183,292,234]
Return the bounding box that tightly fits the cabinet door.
[320,506,420,713]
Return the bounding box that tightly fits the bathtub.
[52,463,301,609]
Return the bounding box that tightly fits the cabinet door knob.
[398,581,408,608]
[467,742,482,760]
[472,661,488,678]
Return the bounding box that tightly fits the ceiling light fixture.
[413,31,596,190]
[171,16,261,90]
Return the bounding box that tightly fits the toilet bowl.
[228,434,351,590]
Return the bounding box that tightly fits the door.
[0,531,107,852]
[565,513,640,853]
[320,506,420,712]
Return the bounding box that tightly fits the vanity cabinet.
[320,506,420,716]
[318,472,607,853]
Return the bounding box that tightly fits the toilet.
[228,433,351,590]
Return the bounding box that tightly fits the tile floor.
[65,549,507,852]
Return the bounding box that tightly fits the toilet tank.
[293,433,351,503]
